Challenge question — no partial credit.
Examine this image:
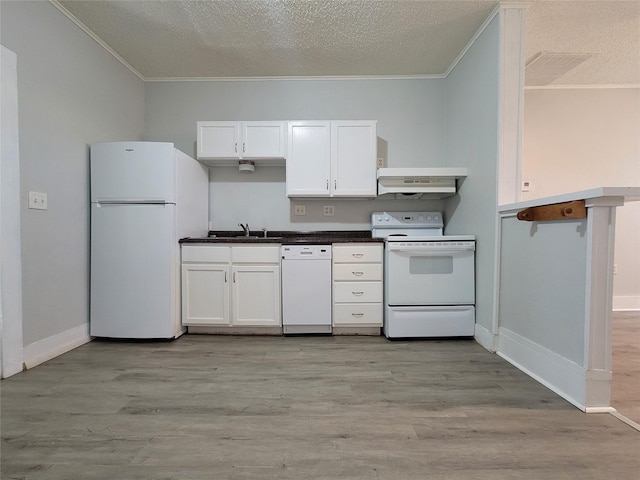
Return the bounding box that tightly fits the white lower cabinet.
[181,244,281,327]
[182,263,230,325]
[332,243,383,328]
[231,264,280,326]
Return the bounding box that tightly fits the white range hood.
[377,167,468,199]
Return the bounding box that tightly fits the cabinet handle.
[243,142,246,153]
[326,179,329,190]
[351,313,364,317]
[352,291,364,296]
[352,271,364,276]
[334,180,337,190]
[225,271,227,283]
[352,253,364,258]
[234,142,238,153]
[233,272,237,283]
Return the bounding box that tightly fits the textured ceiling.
[526,1,640,85]
[55,0,640,85]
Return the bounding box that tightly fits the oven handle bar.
[387,245,475,254]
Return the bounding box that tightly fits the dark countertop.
[180,230,382,245]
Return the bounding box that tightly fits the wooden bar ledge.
[517,200,587,222]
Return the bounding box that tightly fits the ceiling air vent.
[525,52,593,86]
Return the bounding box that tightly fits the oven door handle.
[387,245,475,254]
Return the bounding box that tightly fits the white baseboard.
[613,295,640,311]
[497,327,588,411]
[585,406,616,414]
[23,323,91,370]
[610,411,640,432]
[474,323,498,352]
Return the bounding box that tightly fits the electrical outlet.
[521,180,533,192]
[323,205,335,216]
[294,204,306,216]
[377,157,384,168]
[613,264,618,275]
[28,191,48,210]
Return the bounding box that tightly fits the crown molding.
[50,0,145,81]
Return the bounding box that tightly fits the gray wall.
[145,79,447,230]
[1,1,145,346]
[499,216,588,364]
[443,15,500,332]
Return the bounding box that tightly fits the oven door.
[385,241,475,305]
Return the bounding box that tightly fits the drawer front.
[333,244,382,263]
[231,245,280,263]
[333,282,382,303]
[333,263,382,281]
[333,303,382,326]
[182,245,231,263]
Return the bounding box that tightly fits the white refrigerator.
[90,141,209,339]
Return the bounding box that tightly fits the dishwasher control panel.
[281,245,332,260]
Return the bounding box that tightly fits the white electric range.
[372,211,476,338]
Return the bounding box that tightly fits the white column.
[1,46,25,379]
[583,197,623,411]
[497,3,528,206]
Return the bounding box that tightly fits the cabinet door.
[286,121,331,197]
[232,265,281,326]
[181,264,230,325]
[197,121,241,159]
[331,121,377,197]
[242,122,286,159]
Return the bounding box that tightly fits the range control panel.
[387,241,475,249]
[371,211,443,229]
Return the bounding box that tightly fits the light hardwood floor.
[611,312,640,424]
[2,334,639,480]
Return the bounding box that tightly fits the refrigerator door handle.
[95,200,169,205]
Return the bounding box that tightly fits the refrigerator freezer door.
[90,203,177,338]
[91,142,176,203]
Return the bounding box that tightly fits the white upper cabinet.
[286,120,377,198]
[196,121,286,166]
[197,122,240,159]
[286,121,332,196]
[331,121,377,197]
[242,122,286,159]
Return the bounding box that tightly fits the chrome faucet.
[238,223,250,236]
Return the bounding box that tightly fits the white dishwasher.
[281,245,332,334]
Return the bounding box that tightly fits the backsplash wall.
[208,166,442,231]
